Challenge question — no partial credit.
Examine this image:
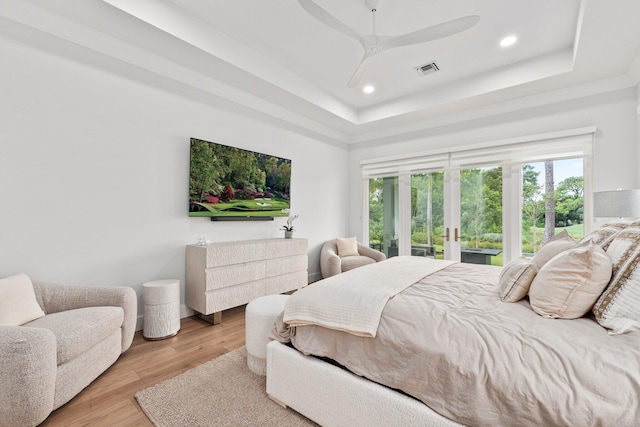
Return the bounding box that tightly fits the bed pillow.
[580,219,633,250]
[531,230,578,270]
[529,240,612,319]
[0,273,45,326]
[498,257,538,303]
[592,226,640,334]
[336,237,359,257]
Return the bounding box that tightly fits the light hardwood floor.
[40,306,246,427]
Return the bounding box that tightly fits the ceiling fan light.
[365,0,382,12]
[500,36,517,47]
[363,85,375,93]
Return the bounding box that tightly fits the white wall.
[0,36,349,325]
[637,82,640,184]
[3,28,638,329]
[348,87,639,239]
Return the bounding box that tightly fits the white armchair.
[0,280,137,427]
[320,239,386,279]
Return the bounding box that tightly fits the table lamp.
[593,189,640,218]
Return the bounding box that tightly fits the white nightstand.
[142,279,181,340]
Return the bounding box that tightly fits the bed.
[267,226,640,427]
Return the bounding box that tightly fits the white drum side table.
[245,294,290,375]
[143,279,181,340]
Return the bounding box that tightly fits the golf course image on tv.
[189,138,291,218]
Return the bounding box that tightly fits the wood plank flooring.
[40,306,246,427]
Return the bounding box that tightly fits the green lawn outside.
[533,223,584,241]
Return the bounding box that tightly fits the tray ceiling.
[1,0,640,144]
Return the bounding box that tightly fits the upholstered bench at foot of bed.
[245,294,290,375]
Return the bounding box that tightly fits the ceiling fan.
[298,0,480,88]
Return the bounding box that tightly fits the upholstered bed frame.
[266,340,462,427]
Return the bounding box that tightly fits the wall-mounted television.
[189,138,291,220]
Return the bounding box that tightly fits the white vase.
[284,230,293,239]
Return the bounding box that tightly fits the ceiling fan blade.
[380,15,480,50]
[347,51,377,88]
[298,0,365,47]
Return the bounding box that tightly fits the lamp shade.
[593,189,640,218]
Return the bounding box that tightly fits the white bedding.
[283,256,455,337]
[275,260,640,427]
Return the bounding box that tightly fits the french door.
[367,159,585,266]
[410,172,444,259]
[457,166,504,265]
[368,177,399,258]
[364,128,594,265]
[434,165,504,266]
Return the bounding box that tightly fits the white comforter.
[283,256,455,337]
[278,261,640,427]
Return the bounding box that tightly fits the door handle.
[443,228,450,242]
[454,228,459,242]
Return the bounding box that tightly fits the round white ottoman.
[245,294,290,375]
[143,279,181,340]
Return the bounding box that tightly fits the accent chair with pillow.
[0,273,137,427]
[320,237,386,278]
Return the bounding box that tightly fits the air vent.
[415,61,439,76]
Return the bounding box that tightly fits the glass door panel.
[366,157,587,265]
[459,166,503,266]
[522,158,584,256]
[411,172,444,259]
[369,177,399,258]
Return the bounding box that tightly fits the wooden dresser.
[186,238,308,323]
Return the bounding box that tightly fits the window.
[368,177,398,258]
[460,166,503,265]
[411,172,444,259]
[522,158,584,255]
[362,128,594,264]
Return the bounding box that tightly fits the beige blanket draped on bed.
[283,256,456,337]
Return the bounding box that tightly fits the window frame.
[362,127,595,264]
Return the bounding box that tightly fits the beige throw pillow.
[498,257,538,302]
[336,237,359,257]
[529,240,613,319]
[0,273,45,325]
[593,225,640,334]
[531,230,578,270]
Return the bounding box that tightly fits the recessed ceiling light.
[363,85,375,93]
[500,36,517,47]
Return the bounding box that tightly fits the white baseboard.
[181,304,195,318]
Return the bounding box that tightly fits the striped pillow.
[581,219,633,250]
[498,257,538,303]
[593,225,640,334]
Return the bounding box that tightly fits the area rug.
[135,347,317,427]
